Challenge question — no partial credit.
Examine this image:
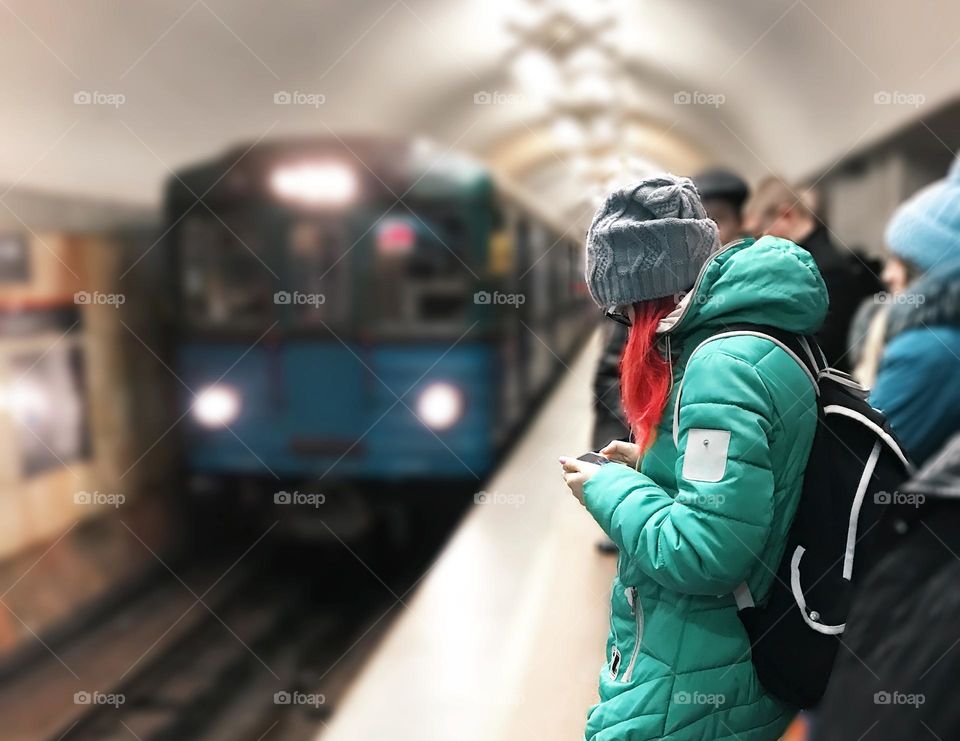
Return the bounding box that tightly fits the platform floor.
[318,331,616,741]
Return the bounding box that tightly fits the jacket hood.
[886,258,960,340]
[658,235,829,338]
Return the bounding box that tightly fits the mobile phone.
[577,452,611,465]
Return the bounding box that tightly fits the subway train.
[164,137,595,504]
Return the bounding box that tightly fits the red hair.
[620,297,677,452]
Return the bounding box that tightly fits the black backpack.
[693,324,914,708]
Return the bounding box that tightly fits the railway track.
[53,566,294,740]
[51,556,403,741]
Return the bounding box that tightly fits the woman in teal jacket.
[561,175,827,740]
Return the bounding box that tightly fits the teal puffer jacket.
[583,236,828,741]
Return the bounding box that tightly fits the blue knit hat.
[886,154,960,273]
[585,174,720,310]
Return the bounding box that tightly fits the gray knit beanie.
[585,174,721,309]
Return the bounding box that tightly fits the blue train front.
[164,137,592,496]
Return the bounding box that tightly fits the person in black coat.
[590,321,630,553]
[814,433,960,740]
[743,177,881,371]
[591,320,630,451]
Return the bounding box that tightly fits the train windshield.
[179,213,276,327]
[286,220,351,327]
[368,205,474,332]
[176,201,478,334]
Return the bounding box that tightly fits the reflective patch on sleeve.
[681,428,731,483]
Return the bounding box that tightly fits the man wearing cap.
[693,167,751,246]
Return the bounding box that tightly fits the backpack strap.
[721,323,824,380]
[671,323,823,613]
[671,324,821,447]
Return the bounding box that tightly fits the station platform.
[318,331,615,741]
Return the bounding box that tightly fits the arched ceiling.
[1,0,958,227]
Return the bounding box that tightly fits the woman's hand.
[600,439,641,469]
[559,457,602,505]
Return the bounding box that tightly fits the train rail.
[55,566,302,741]
[41,531,444,741]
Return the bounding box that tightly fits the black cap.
[692,168,750,210]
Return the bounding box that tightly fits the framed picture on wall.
[8,337,90,478]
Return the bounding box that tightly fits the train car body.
[165,138,594,491]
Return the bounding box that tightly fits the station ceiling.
[1,0,958,223]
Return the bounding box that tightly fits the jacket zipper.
[608,586,621,679]
[621,586,644,683]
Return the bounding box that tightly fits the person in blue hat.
[869,155,960,466]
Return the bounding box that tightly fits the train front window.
[286,220,350,326]
[179,214,275,326]
[371,208,473,329]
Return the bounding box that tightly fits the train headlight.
[193,385,241,427]
[269,162,357,206]
[416,382,463,430]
